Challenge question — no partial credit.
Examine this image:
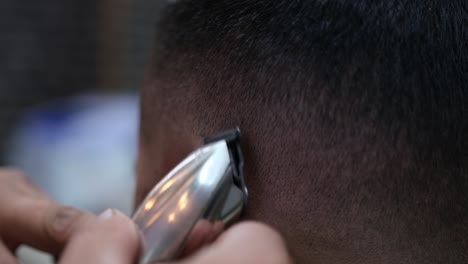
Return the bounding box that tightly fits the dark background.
[0,0,161,164]
[1,2,163,261]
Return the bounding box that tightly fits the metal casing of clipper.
[132,128,247,263]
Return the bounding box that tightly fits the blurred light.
[159,177,176,193]
[178,192,188,210]
[168,213,175,223]
[144,197,156,211]
[145,210,164,229]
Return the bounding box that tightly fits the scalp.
[141,1,468,263]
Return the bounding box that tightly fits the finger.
[206,221,224,244]
[0,168,46,200]
[0,169,95,254]
[180,220,224,258]
[59,209,141,264]
[2,201,95,255]
[0,241,18,264]
[182,221,292,264]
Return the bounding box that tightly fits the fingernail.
[49,206,87,239]
[98,208,114,220]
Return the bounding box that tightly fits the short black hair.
[149,0,467,142]
[142,1,468,263]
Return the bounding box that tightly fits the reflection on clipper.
[144,198,156,211]
[178,192,188,210]
[145,209,164,229]
[132,128,247,263]
[168,213,175,223]
[160,176,179,193]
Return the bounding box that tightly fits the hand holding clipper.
[132,128,248,263]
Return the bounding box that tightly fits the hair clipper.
[132,128,248,263]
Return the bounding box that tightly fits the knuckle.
[45,205,91,244]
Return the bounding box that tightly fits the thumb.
[59,209,141,264]
[173,221,292,264]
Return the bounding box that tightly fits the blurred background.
[0,1,163,262]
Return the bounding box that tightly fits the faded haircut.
[141,1,468,263]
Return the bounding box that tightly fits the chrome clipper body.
[133,128,247,263]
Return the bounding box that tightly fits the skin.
[136,1,468,262]
[136,73,468,264]
[61,212,290,264]
[136,82,317,262]
[0,168,95,263]
[0,169,291,263]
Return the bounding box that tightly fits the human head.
[136,1,468,263]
